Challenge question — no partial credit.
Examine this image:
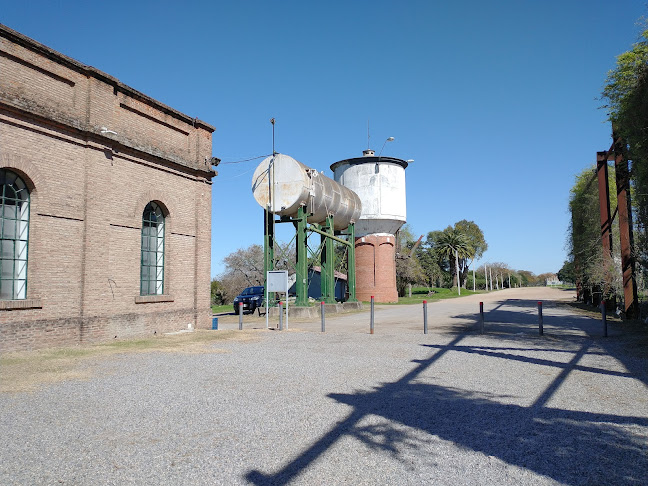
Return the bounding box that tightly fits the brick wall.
[0,24,215,351]
[354,234,398,303]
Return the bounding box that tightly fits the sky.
[2,0,646,277]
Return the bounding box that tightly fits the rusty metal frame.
[596,135,639,318]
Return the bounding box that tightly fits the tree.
[395,224,427,296]
[435,227,473,294]
[557,260,576,284]
[422,230,449,286]
[219,244,265,304]
[395,254,426,297]
[568,165,622,303]
[488,262,511,289]
[601,26,648,287]
[454,220,488,286]
[416,244,444,288]
[211,278,225,305]
[218,242,298,304]
[517,270,536,287]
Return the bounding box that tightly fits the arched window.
[140,202,165,295]
[0,169,30,300]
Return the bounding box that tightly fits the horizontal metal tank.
[330,152,409,237]
[251,154,362,230]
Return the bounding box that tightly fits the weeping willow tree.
[568,166,622,303]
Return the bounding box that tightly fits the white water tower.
[331,149,409,302]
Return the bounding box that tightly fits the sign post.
[267,270,289,329]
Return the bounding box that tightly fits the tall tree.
[219,244,265,303]
[557,260,576,284]
[601,27,648,280]
[568,166,622,302]
[435,227,473,293]
[420,230,448,287]
[395,224,427,296]
[454,220,488,287]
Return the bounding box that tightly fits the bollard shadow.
[451,296,610,337]
[451,309,604,337]
[452,298,648,391]
[245,333,648,485]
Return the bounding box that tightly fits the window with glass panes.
[0,169,30,300]
[140,202,165,295]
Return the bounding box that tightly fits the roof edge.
[0,23,215,133]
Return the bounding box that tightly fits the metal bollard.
[538,301,543,335]
[601,300,607,337]
[321,301,325,333]
[423,300,428,334]
[239,302,243,330]
[480,302,484,334]
[279,301,283,331]
[370,296,375,334]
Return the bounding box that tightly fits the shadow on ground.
[246,298,648,486]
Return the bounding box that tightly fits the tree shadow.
[245,334,647,485]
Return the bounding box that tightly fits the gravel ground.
[1,288,647,485]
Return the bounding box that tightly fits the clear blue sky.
[2,0,646,277]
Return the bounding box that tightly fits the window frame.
[0,169,30,301]
[140,201,165,296]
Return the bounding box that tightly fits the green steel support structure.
[346,223,357,302]
[263,209,357,306]
[294,205,309,307]
[263,209,275,305]
[320,215,336,304]
[307,222,357,304]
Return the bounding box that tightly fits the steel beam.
[347,223,357,302]
[294,205,309,307]
[263,209,275,305]
[596,151,613,258]
[321,215,336,303]
[613,138,639,318]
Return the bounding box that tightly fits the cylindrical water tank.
[251,154,361,230]
[330,156,408,237]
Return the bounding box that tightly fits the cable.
[214,166,257,181]
[219,154,273,165]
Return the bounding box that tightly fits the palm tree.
[435,228,474,295]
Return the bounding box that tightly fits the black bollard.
[538,301,543,336]
[480,301,484,334]
[423,300,428,334]
[370,296,374,334]
[321,301,325,333]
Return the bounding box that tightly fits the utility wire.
[219,154,273,165]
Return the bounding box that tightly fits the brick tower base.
[354,234,398,303]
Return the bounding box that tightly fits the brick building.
[0,24,216,351]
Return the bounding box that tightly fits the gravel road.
[1,287,647,485]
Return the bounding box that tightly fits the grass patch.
[212,304,232,314]
[369,287,484,305]
[0,329,256,394]
[560,301,623,321]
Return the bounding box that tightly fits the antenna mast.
[271,117,276,155]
